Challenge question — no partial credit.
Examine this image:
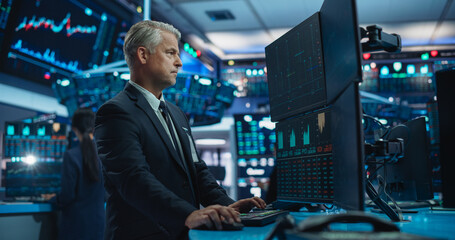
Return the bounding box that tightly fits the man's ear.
[136,46,148,64]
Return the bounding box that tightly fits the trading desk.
[190,209,455,239]
[0,202,57,240]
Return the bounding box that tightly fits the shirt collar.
[128,80,164,111]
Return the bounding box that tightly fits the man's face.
[145,31,182,89]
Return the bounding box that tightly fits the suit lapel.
[124,84,186,172]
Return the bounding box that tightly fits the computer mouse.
[195,221,244,231]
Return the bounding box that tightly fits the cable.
[366,162,385,180]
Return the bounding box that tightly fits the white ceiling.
[150,0,455,60]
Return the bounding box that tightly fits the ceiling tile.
[249,0,323,28]
[356,0,447,24]
[446,1,455,20]
[206,30,273,54]
[177,0,262,31]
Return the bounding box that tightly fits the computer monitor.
[265,0,365,211]
[266,12,326,123]
[381,117,433,201]
[234,114,276,157]
[435,68,455,208]
[234,114,276,199]
[0,0,120,86]
[3,121,68,160]
[5,161,62,198]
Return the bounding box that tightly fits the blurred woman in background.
[44,108,105,240]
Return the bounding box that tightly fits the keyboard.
[240,209,289,226]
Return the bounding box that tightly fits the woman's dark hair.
[72,108,99,182]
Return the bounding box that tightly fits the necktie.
[159,101,190,172]
[159,101,196,204]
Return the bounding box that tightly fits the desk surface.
[0,202,53,214]
[190,209,455,240]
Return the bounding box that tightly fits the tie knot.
[159,101,166,112]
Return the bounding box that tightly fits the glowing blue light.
[113,71,119,77]
[244,115,253,122]
[393,62,402,72]
[103,51,109,57]
[85,8,93,16]
[407,64,416,74]
[258,69,264,75]
[421,64,429,74]
[61,79,70,87]
[93,64,98,69]
[379,119,388,125]
[252,69,258,76]
[101,13,107,21]
[22,126,30,135]
[363,64,370,71]
[380,66,389,75]
[246,69,252,76]
[120,73,130,80]
[198,78,212,86]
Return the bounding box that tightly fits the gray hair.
[123,20,181,67]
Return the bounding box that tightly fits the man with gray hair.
[95,20,265,239]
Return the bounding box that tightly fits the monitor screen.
[0,0,14,47]
[1,0,118,85]
[5,161,62,197]
[275,108,333,202]
[237,157,275,200]
[3,121,67,159]
[266,0,365,211]
[189,75,218,99]
[265,12,326,122]
[234,114,276,157]
[215,81,236,105]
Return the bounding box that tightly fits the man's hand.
[185,205,240,230]
[228,197,267,213]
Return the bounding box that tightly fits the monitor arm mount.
[364,138,405,222]
[360,25,402,53]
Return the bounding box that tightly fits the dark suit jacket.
[95,83,234,240]
[52,145,105,240]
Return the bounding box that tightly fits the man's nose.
[175,56,183,67]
